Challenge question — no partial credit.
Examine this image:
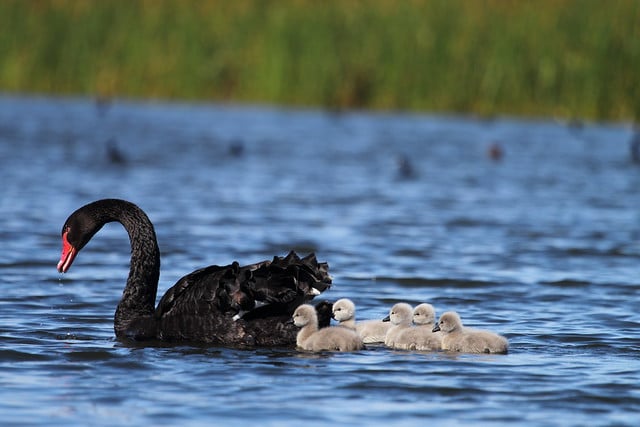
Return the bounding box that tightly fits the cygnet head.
[332,298,356,322]
[292,304,317,328]
[386,303,413,325]
[433,311,463,333]
[413,303,436,326]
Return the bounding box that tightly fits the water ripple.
[1,95,639,426]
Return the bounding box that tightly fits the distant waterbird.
[106,138,128,166]
[395,153,417,180]
[487,142,504,162]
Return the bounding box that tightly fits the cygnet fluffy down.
[332,298,391,343]
[432,311,508,354]
[392,303,442,351]
[292,304,364,352]
[383,303,414,347]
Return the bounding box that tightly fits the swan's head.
[332,298,355,322]
[386,303,413,325]
[292,304,317,328]
[433,311,463,333]
[413,303,436,326]
[57,204,105,273]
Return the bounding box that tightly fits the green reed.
[0,0,638,121]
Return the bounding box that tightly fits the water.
[1,94,639,426]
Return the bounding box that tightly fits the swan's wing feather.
[155,264,233,318]
[238,252,332,319]
[247,251,332,302]
[155,252,332,321]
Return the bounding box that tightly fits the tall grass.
[0,0,638,121]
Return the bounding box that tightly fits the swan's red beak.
[57,231,77,273]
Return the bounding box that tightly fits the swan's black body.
[57,199,332,346]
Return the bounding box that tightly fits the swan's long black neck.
[76,199,160,337]
[109,201,160,336]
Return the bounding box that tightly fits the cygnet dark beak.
[432,324,440,332]
[285,317,295,325]
[382,315,390,322]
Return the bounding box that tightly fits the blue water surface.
[0,94,639,426]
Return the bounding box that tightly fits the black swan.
[56,199,332,346]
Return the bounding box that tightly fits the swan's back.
[453,330,509,354]
[304,326,364,352]
[155,251,332,346]
[355,321,391,344]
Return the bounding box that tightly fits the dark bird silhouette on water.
[395,153,417,180]
[228,140,245,157]
[487,142,504,162]
[106,138,127,166]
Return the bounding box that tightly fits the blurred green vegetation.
[1,0,638,121]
